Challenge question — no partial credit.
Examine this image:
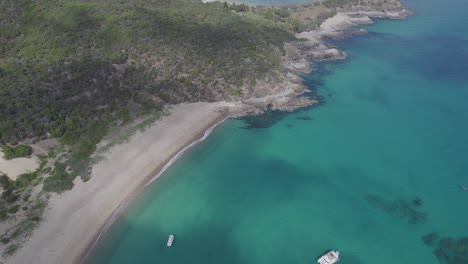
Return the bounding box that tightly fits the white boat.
[317,250,340,264]
[167,234,175,247]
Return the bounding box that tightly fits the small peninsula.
[0,0,411,262]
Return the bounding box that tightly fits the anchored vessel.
[317,250,340,264]
[167,234,175,247]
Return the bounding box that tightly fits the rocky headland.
[277,1,412,111]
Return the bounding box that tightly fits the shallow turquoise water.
[88,0,468,263]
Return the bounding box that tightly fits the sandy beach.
[7,102,239,264]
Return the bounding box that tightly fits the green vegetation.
[0,0,300,189]
[0,158,46,222]
[0,0,295,146]
[7,205,20,214]
[43,162,74,193]
[0,210,7,222]
[93,110,162,164]
[1,145,32,160]
[0,237,10,245]
[0,168,48,257]
[3,244,18,257]
[0,166,43,195]
[0,190,47,252]
[322,0,358,8]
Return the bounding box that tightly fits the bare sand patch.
[0,154,39,180]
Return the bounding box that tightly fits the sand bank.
[7,102,239,264]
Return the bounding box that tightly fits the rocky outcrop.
[221,0,412,117]
[266,1,413,113]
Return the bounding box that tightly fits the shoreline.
[291,8,412,63]
[81,116,228,262]
[6,102,239,264]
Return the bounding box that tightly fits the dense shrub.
[1,145,32,160]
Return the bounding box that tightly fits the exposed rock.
[218,0,413,120]
[311,46,346,61]
[343,9,414,20]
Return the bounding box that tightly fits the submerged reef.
[435,237,468,264]
[296,116,314,121]
[241,110,289,129]
[411,198,423,207]
[241,105,290,129]
[422,232,468,264]
[422,232,440,246]
[365,195,427,224]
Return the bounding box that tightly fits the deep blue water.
[88,0,468,263]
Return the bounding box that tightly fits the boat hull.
[317,250,340,264]
[167,235,175,247]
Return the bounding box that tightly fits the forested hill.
[0,0,295,145]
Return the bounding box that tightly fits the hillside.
[0,0,311,198]
[0,0,297,146]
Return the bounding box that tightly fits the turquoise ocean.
[87,0,468,263]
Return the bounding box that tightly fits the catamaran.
[317,250,340,264]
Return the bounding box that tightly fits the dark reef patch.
[240,107,290,129]
[303,75,324,90]
[296,116,313,121]
[422,232,440,246]
[365,194,427,224]
[434,237,468,264]
[411,198,423,207]
[240,102,319,129]
[421,232,468,264]
[316,95,327,105]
